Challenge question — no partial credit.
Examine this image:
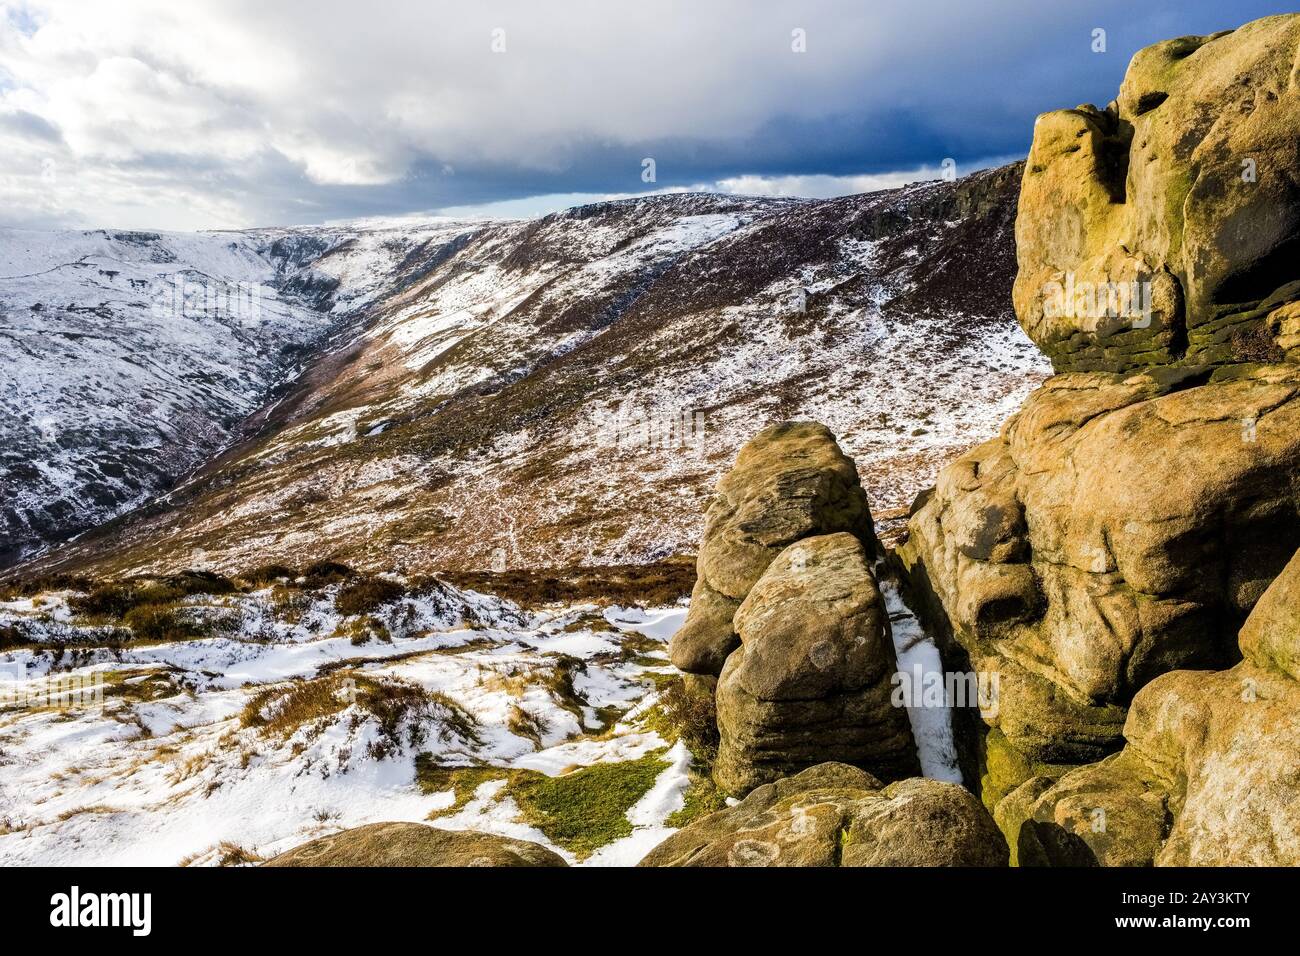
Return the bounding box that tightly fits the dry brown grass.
[507,705,547,749]
[1231,323,1287,364]
[178,840,266,867]
[476,662,536,697]
[269,584,313,624]
[640,676,719,762]
[240,672,482,759]
[240,674,353,737]
[54,804,117,822]
[165,750,213,785]
[0,815,31,835]
[334,576,406,616]
[476,655,589,725]
[440,555,694,608]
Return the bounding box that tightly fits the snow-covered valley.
[0,219,485,567]
[1,169,1034,866]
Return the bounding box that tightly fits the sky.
[0,0,1294,230]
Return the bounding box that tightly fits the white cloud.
[715,168,943,199]
[0,0,1239,229]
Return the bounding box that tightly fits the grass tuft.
[640,676,726,826]
[238,564,296,588]
[121,604,201,642]
[241,672,482,759]
[640,676,718,761]
[335,576,406,617]
[507,704,547,749]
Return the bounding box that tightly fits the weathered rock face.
[1238,545,1300,681]
[1014,14,1300,372]
[670,421,877,676]
[1014,551,1300,866]
[892,15,1300,866]
[638,762,1007,867]
[901,365,1300,772]
[713,532,917,795]
[263,822,567,867]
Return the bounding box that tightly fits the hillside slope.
[15,163,1049,577]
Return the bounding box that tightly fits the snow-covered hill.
[0,220,483,566]
[0,577,689,865]
[8,163,1050,578]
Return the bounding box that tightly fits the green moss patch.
[416,759,508,817]
[979,727,1077,814]
[416,751,670,859]
[509,752,668,858]
[665,772,728,828]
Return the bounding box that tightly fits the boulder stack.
[714,532,918,794]
[1014,14,1300,372]
[896,15,1300,860]
[669,421,877,677]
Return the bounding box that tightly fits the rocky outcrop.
[638,762,1007,867]
[1014,14,1300,372]
[670,422,878,676]
[657,12,1300,867]
[1011,551,1300,866]
[714,533,917,794]
[263,822,567,867]
[901,365,1300,774]
[898,17,1300,860]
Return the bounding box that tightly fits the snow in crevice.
[878,571,963,784]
